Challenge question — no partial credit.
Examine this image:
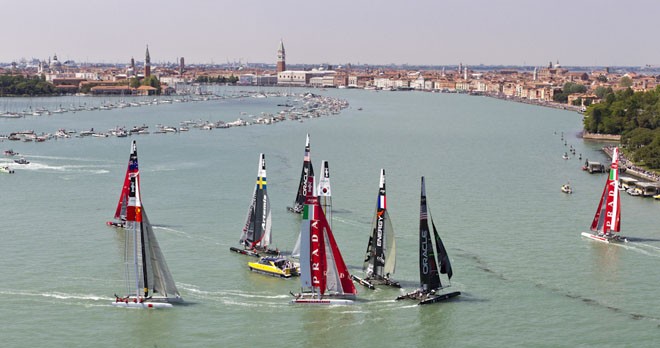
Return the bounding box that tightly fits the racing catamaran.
[581,147,626,243]
[231,153,278,257]
[396,177,460,305]
[292,160,331,258]
[287,134,314,214]
[352,169,400,289]
[112,141,182,308]
[290,174,357,305]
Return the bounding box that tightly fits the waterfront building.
[348,74,372,88]
[309,74,336,88]
[137,85,157,96]
[434,79,456,92]
[278,69,334,86]
[90,85,133,95]
[238,74,277,86]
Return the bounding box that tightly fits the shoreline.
[485,93,585,113]
[602,146,660,182]
[581,131,621,141]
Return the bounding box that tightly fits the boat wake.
[4,162,110,174]
[153,226,193,238]
[332,216,369,227]
[22,154,110,162]
[454,249,510,281]
[538,284,660,323]
[152,226,220,245]
[178,284,290,307]
[0,289,111,307]
[600,240,660,258]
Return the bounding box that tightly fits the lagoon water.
[1,88,660,347]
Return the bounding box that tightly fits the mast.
[291,134,314,213]
[298,173,316,293]
[136,177,149,298]
[126,168,143,299]
[317,160,332,229]
[419,177,441,292]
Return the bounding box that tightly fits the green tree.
[594,86,613,99]
[142,76,161,94]
[129,78,141,88]
[620,76,633,88]
[0,75,58,96]
[623,127,655,149]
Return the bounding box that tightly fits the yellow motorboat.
[248,257,299,278]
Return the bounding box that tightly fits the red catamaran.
[581,147,626,243]
[290,173,357,305]
[112,141,183,308]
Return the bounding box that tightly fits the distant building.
[90,85,133,95]
[180,57,185,74]
[276,40,286,73]
[239,74,277,86]
[278,69,335,86]
[137,85,157,96]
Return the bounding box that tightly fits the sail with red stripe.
[114,141,182,306]
[590,147,621,234]
[298,171,356,297]
[114,140,139,221]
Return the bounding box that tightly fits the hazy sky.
[2,0,658,67]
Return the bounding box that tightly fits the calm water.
[1,88,660,347]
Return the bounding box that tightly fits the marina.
[2,87,660,346]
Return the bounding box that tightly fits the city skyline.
[2,0,659,67]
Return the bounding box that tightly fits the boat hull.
[290,291,356,305]
[419,291,461,305]
[581,232,627,244]
[248,262,297,278]
[351,275,375,290]
[229,246,260,257]
[111,301,173,309]
[286,206,302,214]
[290,298,354,305]
[230,246,279,257]
[106,221,125,228]
[351,274,401,289]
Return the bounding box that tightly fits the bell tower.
[276,39,286,73]
[144,45,151,78]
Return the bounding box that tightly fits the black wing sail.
[432,220,453,280]
[419,177,441,292]
[291,134,314,213]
